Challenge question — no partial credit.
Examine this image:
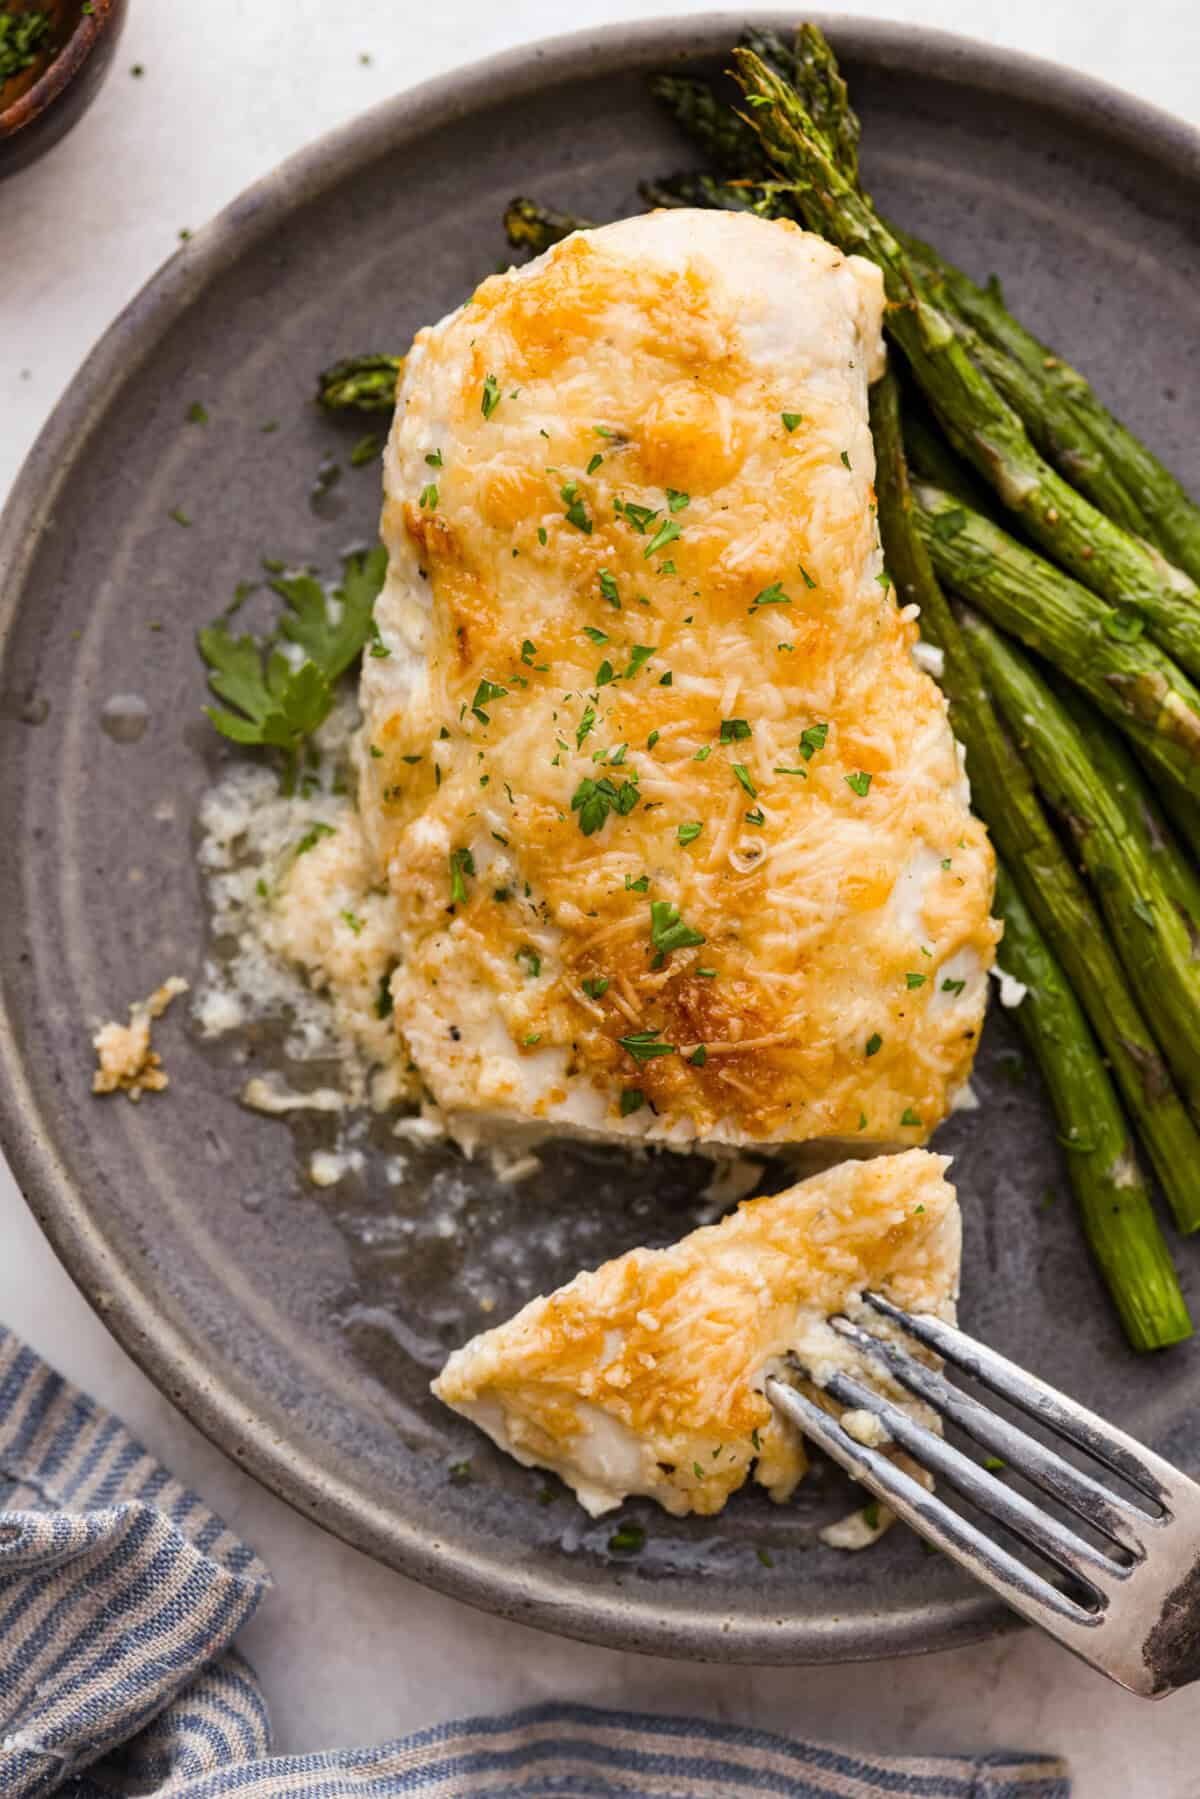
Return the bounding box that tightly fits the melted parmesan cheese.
[359,208,998,1152]
[434,1147,959,1517]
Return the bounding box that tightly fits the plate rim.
[2,10,1198,1665]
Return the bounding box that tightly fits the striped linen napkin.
[0,1325,1070,1798]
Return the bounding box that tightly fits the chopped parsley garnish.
[598,568,620,607]
[619,1029,676,1064]
[720,718,752,743]
[677,822,703,846]
[625,873,649,892]
[693,745,713,762]
[571,774,639,834]
[608,1521,646,1554]
[295,822,336,855]
[368,620,390,659]
[732,764,757,799]
[199,545,388,760]
[744,806,765,827]
[0,10,53,81]
[448,1459,472,1484]
[865,1033,882,1057]
[583,626,609,645]
[471,677,507,723]
[521,638,538,664]
[689,1045,707,1067]
[624,644,654,679]
[187,401,208,425]
[348,433,382,467]
[595,658,615,686]
[649,899,705,958]
[619,1087,645,1115]
[942,977,966,996]
[516,946,541,978]
[798,722,828,761]
[341,909,365,935]
[900,1107,922,1128]
[840,450,852,470]
[582,976,610,1000]
[587,452,604,475]
[425,449,443,467]
[756,1546,775,1569]
[537,526,548,546]
[931,507,967,542]
[481,373,501,418]
[169,506,192,527]
[781,411,802,432]
[658,671,673,686]
[644,517,681,559]
[905,972,927,989]
[798,563,817,590]
[560,481,593,533]
[1104,605,1146,644]
[576,704,596,748]
[862,1501,880,1530]
[666,489,690,513]
[375,963,398,1019]
[449,846,475,904]
[646,729,660,750]
[619,500,658,535]
[418,482,438,510]
[749,581,790,612]
[845,770,872,797]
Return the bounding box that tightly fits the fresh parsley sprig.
[199,546,388,772]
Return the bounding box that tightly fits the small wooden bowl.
[0,0,129,179]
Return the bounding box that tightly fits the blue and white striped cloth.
[0,1325,1070,1798]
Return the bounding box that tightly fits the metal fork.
[766,1292,1200,1697]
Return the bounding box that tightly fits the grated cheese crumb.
[91,976,189,1101]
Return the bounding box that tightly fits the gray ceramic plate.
[3,14,1200,1665]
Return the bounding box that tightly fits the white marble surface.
[3,2,1199,1791]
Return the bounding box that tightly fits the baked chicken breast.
[359,209,998,1151]
[433,1147,959,1517]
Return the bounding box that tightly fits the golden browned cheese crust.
[359,210,998,1150]
[433,1147,960,1517]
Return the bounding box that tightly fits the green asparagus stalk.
[502,197,591,256]
[992,863,1192,1351]
[316,354,404,414]
[961,609,1200,1125]
[638,170,789,218]
[731,48,1200,683]
[649,72,771,177]
[870,368,1200,1236]
[655,31,1200,591]
[910,480,1200,837]
[903,233,1200,585]
[901,400,996,513]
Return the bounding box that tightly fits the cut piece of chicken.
[359,208,998,1153]
[433,1148,959,1517]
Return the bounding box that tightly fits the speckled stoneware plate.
[2,15,1200,1665]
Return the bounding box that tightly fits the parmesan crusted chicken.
[359,209,998,1151]
[434,1148,959,1517]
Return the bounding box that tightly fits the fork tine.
[830,1316,1149,1556]
[765,1376,1097,1628]
[815,1365,1121,1586]
[863,1294,1179,1507]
